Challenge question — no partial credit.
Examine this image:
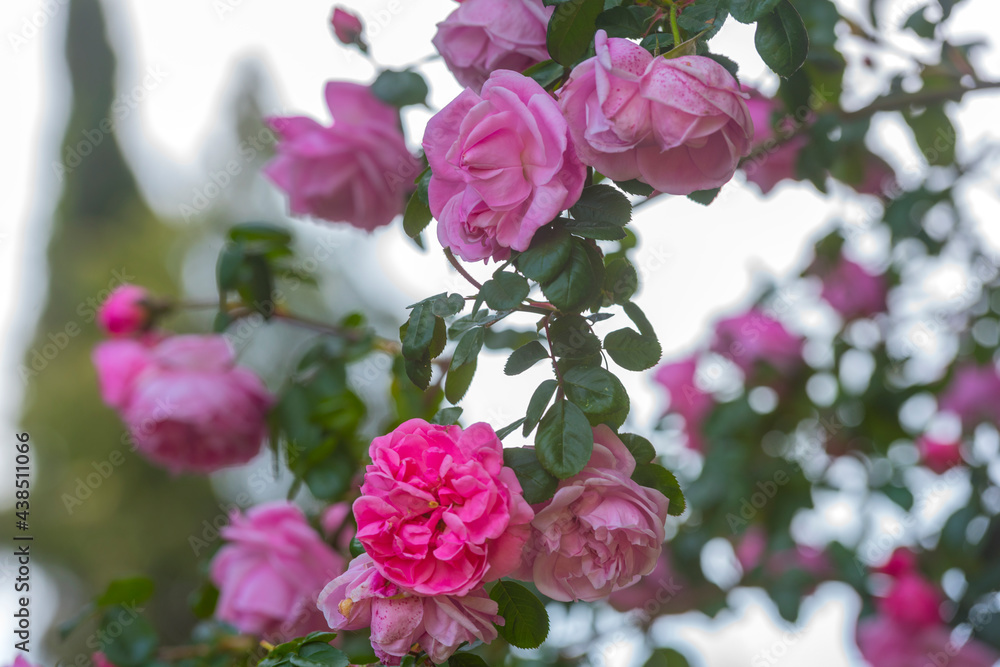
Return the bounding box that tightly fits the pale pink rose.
[330,7,363,45]
[423,70,586,262]
[559,31,753,195]
[874,548,917,579]
[321,501,356,552]
[857,616,1000,667]
[354,419,534,596]
[739,86,808,194]
[318,554,500,666]
[735,526,767,573]
[939,364,1000,429]
[608,549,689,617]
[517,426,669,602]
[97,285,152,337]
[211,501,345,640]
[94,334,273,474]
[820,257,887,320]
[654,356,713,451]
[918,436,964,474]
[710,309,803,379]
[433,0,552,93]
[877,573,942,629]
[264,82,420,230]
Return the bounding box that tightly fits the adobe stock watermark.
[8,0,70,53]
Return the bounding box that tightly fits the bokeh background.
[2,0,1000,665]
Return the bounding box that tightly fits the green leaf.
[517,225,573,283]
[217,243,244,291]
[904,105,956,166]
[431,406,464,425]
[96,577,155,607]
[490,580,550,649]
[549,314,602,359]
[349,536,366,558]
[547,0,605,66]
[541,241,596,312]
[505,341,550,376]
[570,184,632,226]
[632,463,686,516]
[101,611,158,667]
[615,178,654,196]
[403,188,432,238]
[402,303,438,360]
[453,328,485,368]
[370,69,429,108]
[686,187,722,206]
[522,59,565,89]
[448,654,490,667]
[562,366,624,422]
[604,328,662,371]
[596,6,659,38]
[189,581,218,619]
[644,647,692,667]
[604,258,638,304]
[754,1,809,78]
[229,222,292,245]
[496,418,526,440]
[675,0,728,39]
[404,353,432,390]
[623,301,656,337]
[289,643,350,667]
[482,272,530,310]
[903,6,936,38]
[445,358,477,404]
[728,0,783,23]
[523,380,559,436]
[535,399,595,478]
[619,433,656,464]
[503,447,560,504]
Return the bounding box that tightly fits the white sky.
[2,0,1000,665]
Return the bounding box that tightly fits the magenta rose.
[423,70,586,262]
[353,419,534,596]
[857,615,1000,667]
[6,657,43,667]
[710,309,803,379]
[918,435,964,474]
[93,334,273,474]
[739,86,808,194]
[211,501,345,640]
[654,356,713,451]
[330,7,363,46]
[433,0,552,93]
[264,82,420,230]
[516,426,669,602]
[819,257,887,320]
[874,548,918,578]
[877,572,943,629]
[318,554,500,666]
[939,364,1000,429]
[558,31,753,195]
[97,285,152,337]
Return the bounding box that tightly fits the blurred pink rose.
[710,309,803,379]
[321,501,356,552]
[654,356,712,451]
[330,7,363,46]
[853,154,897,197]
[517,426,669,602]
[264,82,420,230]
[8,657,43,667]
[91,654,115,667]
[319,554,500,666]
[93,334,273,474]
[97,285,152,337]
[735,526,767,573]
[607,549,689,617]
[740,86,808,195]
[939,364,1000,430]
[423,70,586,262]
[559,31,752,195]
[857,616,1000,667]
[354,419,533,596]
[433,0,552,93]
[875,548,918,578]
[877,573,942,629]
[211,502,345,640]
[820,257,887,320]
[918,436,964,474]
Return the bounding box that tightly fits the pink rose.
[331,7,363,46]
[739,86,808,194]
[321,501,356,552]
[607,549,689,617]
[654,356,713,451]
[710,309,803,379]
[517,426,669,602]
[423,70,586,262]
[97,285,152,337]
[354,419,534,596]
[433,0,552,93]
[734,526,767,573]
[820,257,887,320]
[558,31,753,195]
[318,554,500,666]
[93,334,273,474]
[875,548,918,578]
[91,654,115,667]
[7,657,43,667]
[939,364,1000,430]
[211,501,345,640]
[877,572,942,629]
[264,82,420,230]
[857,616,1000,667]
[918,436,964,474]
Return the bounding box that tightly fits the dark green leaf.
[675,0,728,39]
[619,433,656,464]
[453,328,485,368]
[349,536,366,558]
[404,353,432,391]
[632,463,686,516]
[431,406,464,425]
[522,59,565,89]
[189,582,218,619]
[523,380,559,436]
[482,272,530,310]
[101,611,158,667]
[549,314,602,359]
[448,654,490,667]
[96,577,155,607]
[217,243,244,291]
[596,6,659,38]
[496,418,526,440]
[505,341,550,375]
[570,184,632,226]
[687,187,722,206]
[604,328,662,371]
[754,1,809,78]
[563,366,622,420]
[370,69,429,108]
[644,647,692,667]
[445,358,477,404]
[490,580,550,649]
[403,189,432,238]
[517,225,573,283]
[729,0,783,23]
[604,258,638,304]
[903,6,935,38]
[616,178,654,196]
[536,399,595,478]
[541,242,596,312]
[904,105,956,166]
[547,0,605,66]
[402,303,438,360]
[623,301,656,337]
[503,447,560,504]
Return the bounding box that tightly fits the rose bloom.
[857,616,1000,667]
[91,654,115,667]
[319,554,500,666]
[264,82,420,230]
[875,547,918,579]
[516,426,669,602]
[93,334,273,474]
[353,419,534,596]
[6,657,42,667]
[877,572,943,629]
[740,86,809,195]
[654,356,713,451]
[710,309,803,378]
[97,285,152,337]
[211,501,345,640]
[433,0,552,93]
[423,70,586,262]
[559,31,752,195]
[918,435,964,474]
[330,7,363,45]
[820,257,887,320]
[938,364,1000,429]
